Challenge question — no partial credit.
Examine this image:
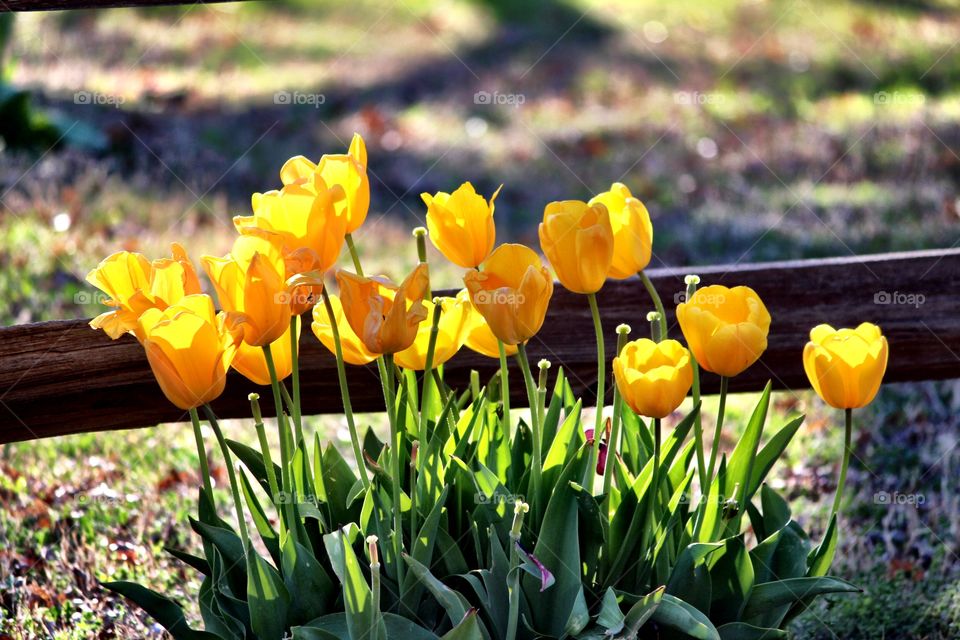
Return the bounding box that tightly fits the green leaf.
[666,542,723,614]
[282,535,334,626]
[717,622,788,640]
[759,484,791,535]
[621,585,665,639]
[441,609,485,640]
[749,523,809,585]
[322,444,362,527]
[708,536,754,625]
[164,547,209,575]
[596,587,625,634]
[324,526,384,640]
[102,581,220,640]
[238,468,281,566]
[747,416,804,498]
[741,576,860,624]
[724,383,771,511]
[247,548,290,640]
[651,594,720,640]
[227,439,281,497]
[808,513,838,577]
[403,553,471,626]
[295,612,438,640]
[190,518,247,599]
[402,486,450,614]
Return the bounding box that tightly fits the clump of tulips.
[87,136,888,640]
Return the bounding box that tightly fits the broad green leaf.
[724,383,771,518]
[164,547,209,575]
[324,526,384,640]
[621,585,665,639]
[402,486,450,614]
[227,439,281,498]
[666,542,723,614]
[247,548,290,640]
[321,443,362,527]
[759,484,791,535]
[741,576,860,624]
[441,609,484,640]
[808,513,838,577]
[102,581,220,640]
[747,416,804,498]
[749,523,809,585]
[190,518,247,599]
[295,612,438,639]
[404,553,471,626]
[239,468,281,566]
[282,535,334,625]
[709,536,754,625]
[651,594,720,640]
[596,587,624,634]
[198,573,243,639]
[717,622,788,640]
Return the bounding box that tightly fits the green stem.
[378,354,405,589]
[536,360,550,438]
[345,232,364,276]
[516,343,542,517]
[602,327,631,502]
[705,376,729,488]
[639,271,668,339]
[470,369,480,402]
[587,292,605,489]
[652,418,661,515]
[250,394,282,506]
[419,302,442,448]
[831,409,854,517]
[290,315,303,446]
[684,275,708,497]
[263,342,299,544]
[506,501,529,640]
[321,293,370,490]
[189,408,213,499]
[498,340,512,432]
[203,404,249,545]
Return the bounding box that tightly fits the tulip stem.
[250,394,282,507]
[831,409,854,517]
[321,293,370,490]
[290,315,303,446]
[202,404,249,546]
[652,418,661,515]
[189,408,214,501]
[587,292,605,491]
[377,353,405,590]
[345,233,364,276]
[506,500,529,640]
[498,340,512,431]
[263,342,300,545]
[639,271,668,340]
[516,343,542,518]
[602,327,631,504]
[705,376,729,489]
[683,275,708,499]
[419,302,443,449]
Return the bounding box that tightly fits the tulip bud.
[613,338,693,419]
[803,323,888,409]
[539,200,614,294]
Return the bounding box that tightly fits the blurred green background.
[2,1,960,637]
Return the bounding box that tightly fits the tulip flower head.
[588,183,653,279]
[279,133,369,233]
[676,284,771,377]
[463,244,553,346]
[803,323,889,409]
[463,296,519,358]
[202,231,293,348]
[87,243,202,339]
[137,294,243,411]
[422,182,501,269]
[613,338,693,419]
[232,319,299,385]
[311,293,379,365]
[336,263,430,355]
[539,199,614,294]
[395,290,472,370]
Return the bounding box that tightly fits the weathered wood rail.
[0,0,243,11]
[1,249,958,443]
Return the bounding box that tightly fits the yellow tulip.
[676,285,771,377]
[463,244,553,345]
[614,338,693,419]
[311,293,379,366]
[136,294,243,410]
[335,263,430,355]
[202,232,293,347]
[395,291,471,370]
[539,200,614,294]
[240,177,347,273]
[87,243,202,339]
[803,323,889,409]
[463,297,519,358]
[280,133,369,233]
[422,182,501,268]
[588,183,653,279]
[232,319,300,385]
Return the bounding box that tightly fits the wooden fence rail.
[0,0,245,11]
[1,248,958,443]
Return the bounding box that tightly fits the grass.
[2,0,960,636]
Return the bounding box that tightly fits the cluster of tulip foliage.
[88,134,889,640]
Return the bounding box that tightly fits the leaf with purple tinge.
[515,542,555,592]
